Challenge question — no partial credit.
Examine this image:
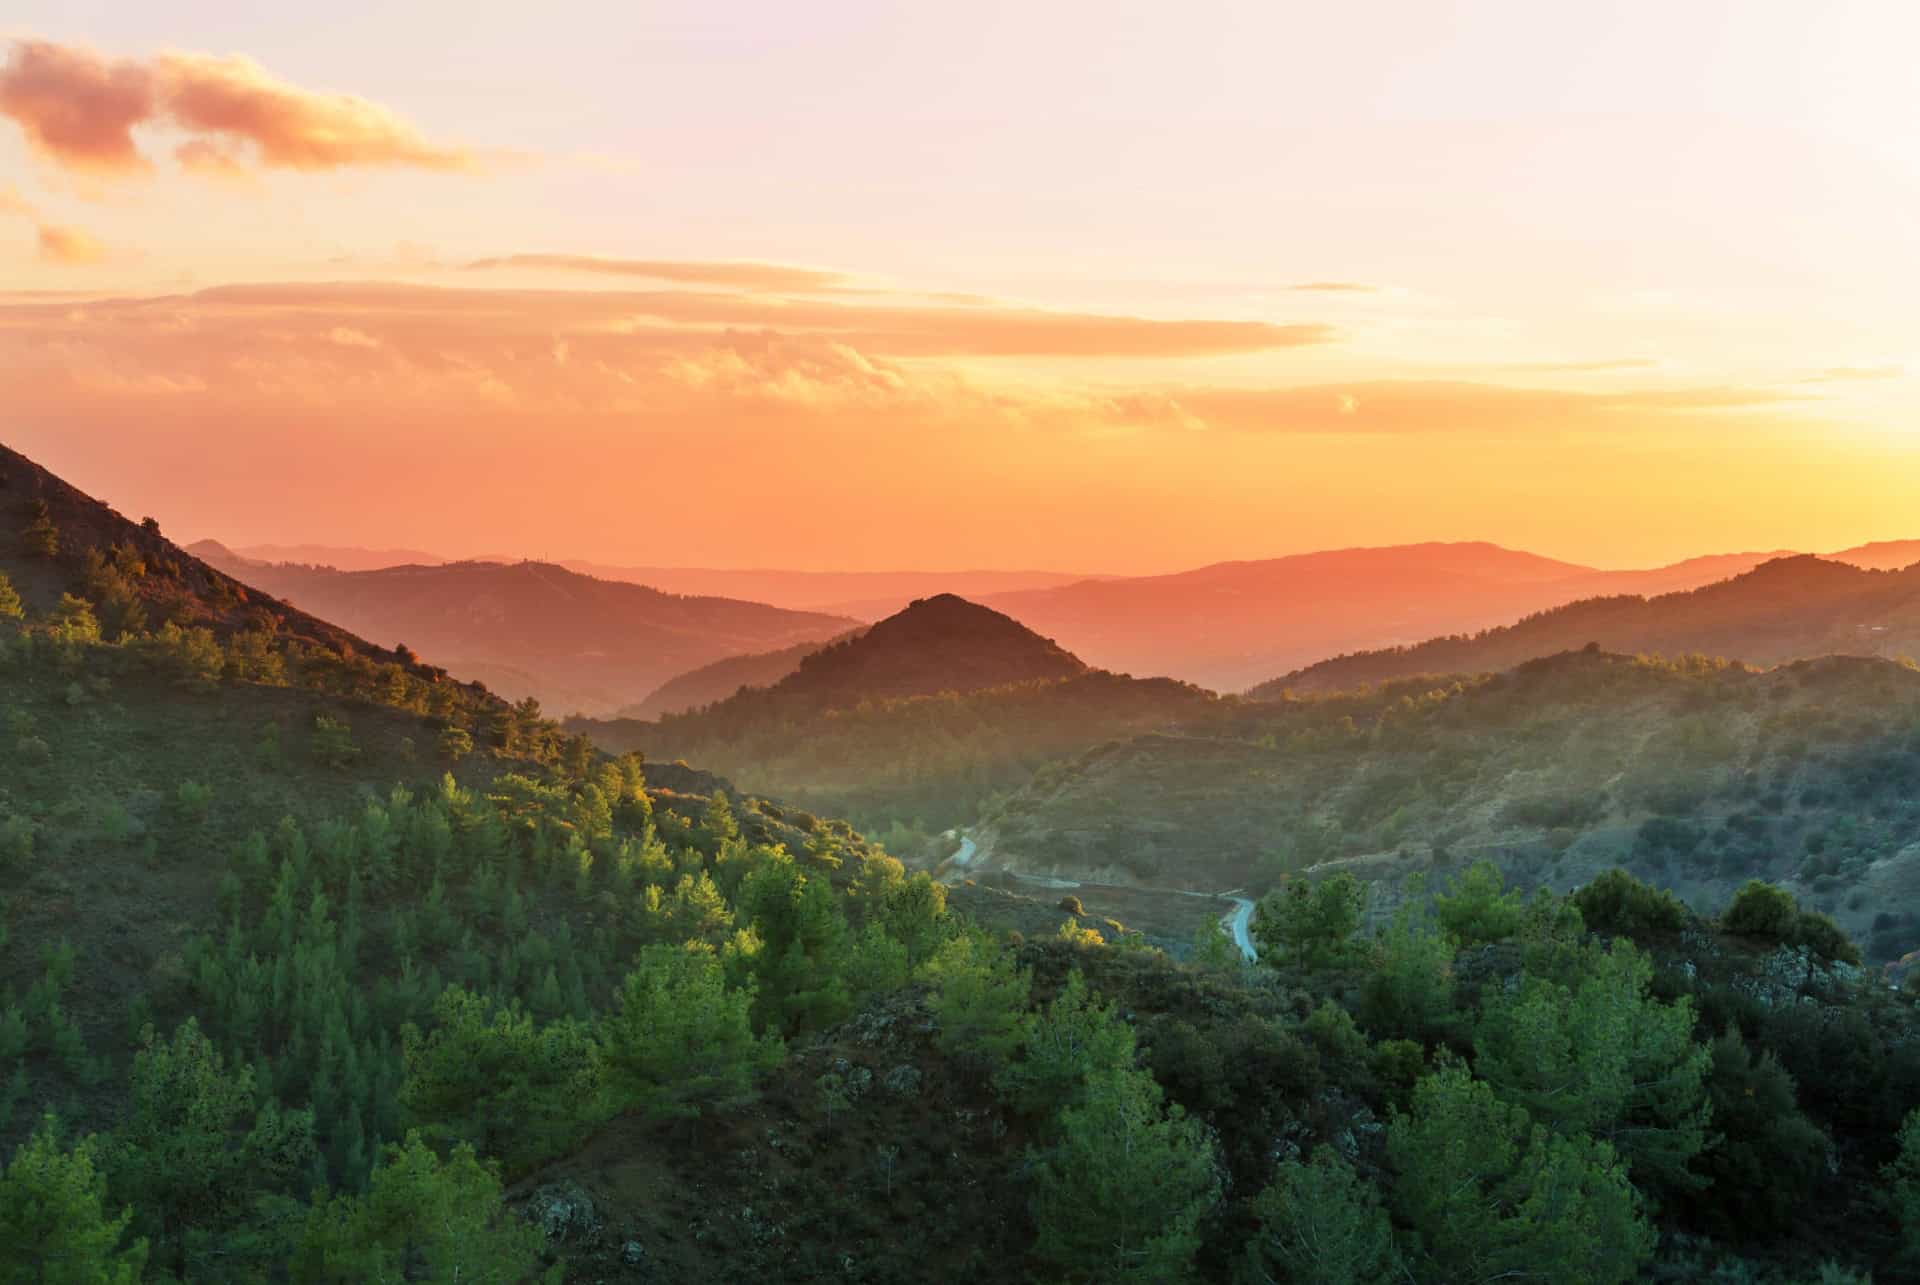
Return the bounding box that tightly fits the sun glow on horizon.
[1,3,1915,571]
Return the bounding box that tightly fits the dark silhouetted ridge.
[772,593,1087,707]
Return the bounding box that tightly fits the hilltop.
[188,547,856,716]
[1259,554,1920,696]
[571,595,1212,835]
[768,593,1087,706]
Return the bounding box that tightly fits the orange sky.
[1,5,1916,572]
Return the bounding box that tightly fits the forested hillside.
[2,448,1915,1284]
[1261,555,1920,696]
[985,648,1920,969]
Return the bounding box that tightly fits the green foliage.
[1473,940,1711,1203]
[1890,1108,1920,1264]
[1433,859,1527,946]
[0,1118,147,1284]
[1388,1065,1652,1285]
[1191,916,1243,970]
[1722,880,1800,941]
[291,1132,557,1284]
[436,725,474,762]
[735,859,853,1033]
[0,811,33,869]
[926,930,1032,1065]
[400,989,604,1176]
[1054,916,1105,947]
[308,715,359,769]
[997,970,1135,1120]
[599,943,781,1121]
[49,594,102,645]
[874,869,951,973]
[1252,872,1364,970]
[1687,1029,1828,1240]
[1243,1148,1398,1285]
[1358,891,1456,1042]
[1573,867,1692,943]
[0,570,22,619]
[20,499,59,558]
[1028,1068,1220,1284]
[108,1020,314,1277]
[1721,880,1863,965]
[174,778,214,822]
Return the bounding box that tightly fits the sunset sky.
[2,2,1915,573]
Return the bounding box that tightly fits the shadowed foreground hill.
[189,545,856,717]
[2,447,432,671]
[572,595,1215,833]
[1259,555,1920,696]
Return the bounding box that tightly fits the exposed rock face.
[526,1180,601,1245]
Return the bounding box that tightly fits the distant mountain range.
[188,542,854,716]
[1258,554,1920,696]
[970,541,1920,693]
[556,563,1103,620]
[215,543,1098,619]
[206,536,1920,700]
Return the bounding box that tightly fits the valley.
[5,450,1920,1283]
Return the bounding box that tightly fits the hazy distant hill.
[224,542,451,571]
[572,595,1213,830]
[187,548,856,716]
[975,541,1797,692]
[1830,539,1920,571]
[619,629,867,720]
[560,562,1101,619]
[1258,555,1920,696]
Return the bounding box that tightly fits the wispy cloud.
[1289,281,1377,293]
[1492,358,1660,373]
[145,280,1333,360]
[1799,364,1904,383]
[0,286,1807,444]
[0,37,481,178]
[464,254,849,293]
[1174,379,1803,435]
[0,185,106,265]
[34,221,106,264]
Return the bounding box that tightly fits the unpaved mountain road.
[1223,895,1257,961]
[943,831,1260,961]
